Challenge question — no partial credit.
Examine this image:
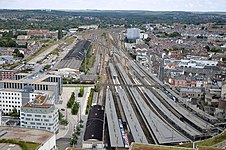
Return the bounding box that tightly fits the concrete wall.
[38,134,56,150]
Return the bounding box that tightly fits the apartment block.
[0,70,15,80]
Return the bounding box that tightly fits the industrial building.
[57,40,91,77]
[83,105,104,149]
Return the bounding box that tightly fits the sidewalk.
[56,125,69,140]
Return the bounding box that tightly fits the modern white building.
[126,28,140,40]
[69,28,78,33]
[0,73,62,102]
[78,25,98,30]
[0,87,46,114]
[140,33,148,39]
[164,59,218,69]
[20,94,59,133]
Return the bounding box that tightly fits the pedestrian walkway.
[56,125,69,140]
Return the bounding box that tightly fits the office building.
[126,28,140,40]
[20,94,59,133]
[0,73,62,102]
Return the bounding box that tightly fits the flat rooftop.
[0,88,54,96]
[0,79,58,86]
[0,127,54,144]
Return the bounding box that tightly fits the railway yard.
[95,31,224,149]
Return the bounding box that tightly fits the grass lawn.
[180,130,226,148]
[25,142,40,150]
[66,148,81,150]
[131,143,224,150]
[132,144,192,150]
[63,85,95,88]
[0,139,40,150]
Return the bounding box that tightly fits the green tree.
[58,28,63,40]
[13,48,24,58]
[86,88,94,114]
[67,92,75,108]
[71,101,79,115]
[9,107,19,116]
[78,87,84,97]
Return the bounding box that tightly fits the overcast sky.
[0,0,226,11]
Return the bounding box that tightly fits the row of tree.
[67,92,75,108]
[78,87,84,97]
[67,92,80,115]
[0,39,17,47]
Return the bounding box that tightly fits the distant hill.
[0,9,225,30]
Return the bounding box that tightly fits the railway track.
[115,63,188,144]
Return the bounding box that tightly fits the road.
[56,87,91,149]
[56,87,78,150]
[28,44,59,64]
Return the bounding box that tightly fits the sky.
[0,0,226,12]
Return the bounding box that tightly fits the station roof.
[84,105,104,141]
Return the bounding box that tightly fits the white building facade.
[20,95,59,133]
[126,28,140,40]
[0,89,40,114]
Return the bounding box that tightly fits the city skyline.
[0,0,226,12]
